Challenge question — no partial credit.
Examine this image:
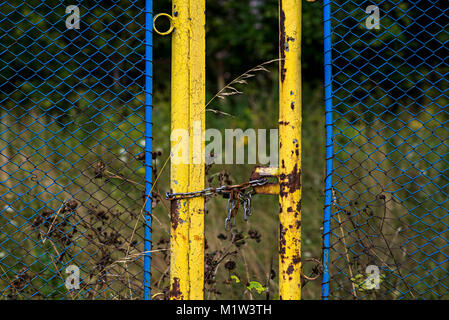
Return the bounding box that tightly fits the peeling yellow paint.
[169,0,190,300]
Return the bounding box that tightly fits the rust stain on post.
[170,200,180,230]
[169,277,183,299]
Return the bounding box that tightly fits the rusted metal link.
[242,192,253,219]
[300,258,323,281]
[224,190,255,231]
[166,178,267,232]
[225,189,240,231]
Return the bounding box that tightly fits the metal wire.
[0,1,152,299]
[322,1,448,299]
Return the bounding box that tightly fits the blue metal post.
[144,0,153,300]
[322,0,333,300]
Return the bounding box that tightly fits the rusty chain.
[165,178,268,230]
[165,178,323,284]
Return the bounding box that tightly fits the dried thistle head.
[64,199,78,212]
[94,160,106,179]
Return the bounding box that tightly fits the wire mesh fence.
[322,1,449,299]
[2,0,448,301]
[0,1,152,299]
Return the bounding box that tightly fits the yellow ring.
[153,13,174,36]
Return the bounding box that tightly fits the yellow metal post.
[188,0,206,300]
[169,0,206,300]
[278,0,302,300]
[170,0,190,300]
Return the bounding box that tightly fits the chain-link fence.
[322,1,448,299]
[0,1,152,299]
